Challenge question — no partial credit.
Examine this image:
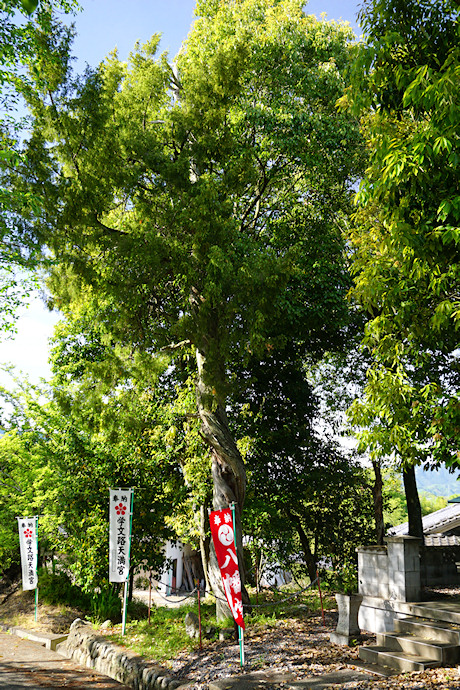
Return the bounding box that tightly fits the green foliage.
[382,467,451,531]
[323,561,358,595]
[0,354,186,589]
[20,0,39,14]
[232,347,375,579]
[382,469,408,528]
[0,414,53,573]
[10,0,362,394]
[344,0,460,472]
[110,606,197,661]
[37,567,88,608]
[0,0,78,335]
[420,492,448,516]
[36,568,122,622]
[90,587,122,623]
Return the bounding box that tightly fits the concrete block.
[359,552,388,569]
[359,602,397,634]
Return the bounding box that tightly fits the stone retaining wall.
[58,619,185,690]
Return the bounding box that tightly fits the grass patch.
[109,605,199,662]
[106,586,335,665]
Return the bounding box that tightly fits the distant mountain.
[416,465,460,498]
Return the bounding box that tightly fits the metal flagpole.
[229,502,244,667]
[122,489,134,636]
[35,516,39,622]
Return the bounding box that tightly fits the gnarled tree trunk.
[196,347,250,619]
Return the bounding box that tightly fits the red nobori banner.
[210,508,245,629]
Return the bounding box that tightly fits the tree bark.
[372,460,385,545]
[403,466,424,542]
[195,347,250,619]
[287,510,317,583]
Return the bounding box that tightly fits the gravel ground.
[164,608,460,689]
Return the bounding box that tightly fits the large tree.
[343,0,460,533]
[9,0,363,612]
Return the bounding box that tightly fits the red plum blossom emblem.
[115,503,127,516]
[24,529,33,538]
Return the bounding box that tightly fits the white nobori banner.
[109,488,133,582]
[17,517,38,591]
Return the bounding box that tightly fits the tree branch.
[159,339,191,352]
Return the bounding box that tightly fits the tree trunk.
[196,347,250,619]
[372,460,385,545]
[403,466,424,542]
[287,510,317,583]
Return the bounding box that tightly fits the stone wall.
[357,537,460,633]
[357,545,389,599]
[58,619,184,690]
[357,536,422,633]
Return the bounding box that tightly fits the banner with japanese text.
[210,508,245,629]
[17,517,38,591]
[109,488,133,582]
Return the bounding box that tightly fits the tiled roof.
[388,503,460,536]
[424,535,460,546]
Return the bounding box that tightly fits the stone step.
[406,602,460,626]
[359,645,442,673]
[395,615,460,645]
[376,631,459,664]
[5,625,68,651]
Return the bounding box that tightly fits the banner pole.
[122,489,134,636]
[122,580,128,635]
[148,572,152,626]
[229,502,244,667]
[35,516,39,622]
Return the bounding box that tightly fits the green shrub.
[37,568,89,609]
[90,587,122,623]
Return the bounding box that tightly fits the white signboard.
[109,488,133,582]
[17,517,38,591]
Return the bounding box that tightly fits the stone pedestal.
[386,536,421,602]
[330,593,363,646]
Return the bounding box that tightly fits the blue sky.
[70,0,361,70]
[1,0,362,385]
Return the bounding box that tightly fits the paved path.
[0,630,130,689]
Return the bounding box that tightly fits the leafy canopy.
[344,0,460,469]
